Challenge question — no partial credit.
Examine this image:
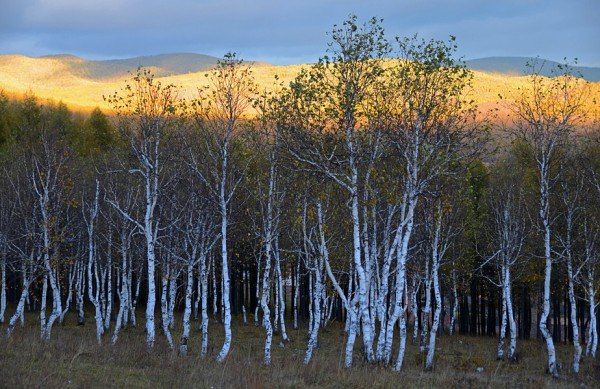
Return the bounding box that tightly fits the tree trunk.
[179,262,194,355]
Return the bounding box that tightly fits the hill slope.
[41,53,222,79]
[466,57,600,82]
[0,54,598,117]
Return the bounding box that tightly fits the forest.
[0,16,599,387]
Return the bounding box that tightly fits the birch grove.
[0,15,598,380]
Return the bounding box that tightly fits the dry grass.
[1,311,599,388]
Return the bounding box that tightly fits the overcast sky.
[0,0,598,66]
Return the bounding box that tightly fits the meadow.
[1,311,599,388]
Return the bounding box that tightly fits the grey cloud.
[0,0,597,66]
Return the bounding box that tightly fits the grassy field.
[1,311,599,388]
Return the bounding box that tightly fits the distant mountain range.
[465,57,600,82]
[0,52,273,83]
[0,53,598,113]
[1,52,598,82]
[37,53,223,79]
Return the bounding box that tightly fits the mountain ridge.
[1,52,274,81]
[0,53,598,115]
[3,53,599,81]
[465,56,600,82]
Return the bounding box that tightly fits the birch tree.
[82,179,104,343]
[4,164,40,338]
[582,219,598,358]
[31,132,70,341]
[424,194,460,370]
[510,60,589,377]
[190,53,255,362]
[0,172,10,324]
[107,178,139,344]
[583,128,600,358]
[300,195,327,365]
[381,34,478,370]
[253,88,289,364]
[105,68,181,347]
[555,156,587,372]
[177,193,218,356]
[481,165,526,362]
[281,16,390,365]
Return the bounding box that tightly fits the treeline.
[0,16,598,377]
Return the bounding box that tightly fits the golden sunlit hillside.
[1,54,599,120]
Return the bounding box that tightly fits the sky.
[0,0,598,66]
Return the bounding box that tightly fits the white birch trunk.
[20,263,29,327]
[40,273,47,339]
[274,242,288,341]
[425,216,442,370]
[450,271,458,336]
[160,269,174,350]
[40,226,62,341]
[145,232,157,347]
[259,227,273,365]
[200,252,209,357]
[350,184,375,362]
[273,272,280,334]
[565,228,582,371]
[112,236,129,344]
[384,200,417,366]
[59,265,75,324]
[383,179,418,367]
[76,262,85,325]
[6,277,30,337]
[131,268,141,327]
[590,296,598,358]
[412,275,420,343]
[241,270,247,325]
[506,268,517,361]
[497,282,507,360]
[254,255,261,326]
[320,200,359,368]
[305,205,326,364]
[538,159,559,377]
[345,306,359,368]
[392,257,407,371]
[112,272,124,345]
[194,266,201,321]
[179,261,194,355]
[211,255,218,319]
[374,208,400,361]
[586,262,598,358]
[85,182,104,344]
[308,272,313,336]
[0,256,5,323]
[294,258,299,330]
[100,267,107,324]
[168,270,177,330]
[143,168,158,348]
[304,264,322,364]
[216,162,232,361]
[126,256,133,326]
[420,259,432,352]
[345,262,353,334]
[104,239,113,331]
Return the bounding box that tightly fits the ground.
[1,312,599,388]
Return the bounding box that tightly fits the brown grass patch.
[1,311,599,388]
